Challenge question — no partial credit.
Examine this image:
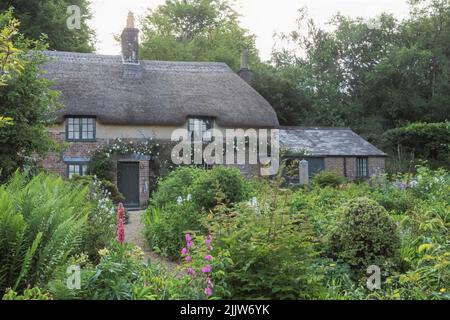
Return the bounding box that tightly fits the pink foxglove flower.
[187,241,193,248]
[181,248,187,255]
[185,233,191,242]
[185,256,192,262]
[205,255,212,261]
[204,287,212,297]
[201,265,212,273]
[116,203,126,244]
[187,267,195,276]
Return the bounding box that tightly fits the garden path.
[125,210,180,274]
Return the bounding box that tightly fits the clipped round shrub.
[312,170,347,188]
[151,166,205,209]
[329,197,401,276]
[191,166,250,210]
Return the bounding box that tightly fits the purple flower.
[185,233,191,242]
[204,287,212,297]
[186,267,195,276]
[205,255,212,261]
[187,241,193,248]
[208,245,213,251]
[201,265,212,273]
[185,255,192,263]
[181,248,187,255]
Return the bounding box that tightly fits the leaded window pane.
[66,117,95,141]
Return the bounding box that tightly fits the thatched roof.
[279,127,387,157]
[41,51,279,128]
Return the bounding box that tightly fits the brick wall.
[368,157,386,176]
[345,157,358,180]
[323,156,385,180]
[324,157,345,176]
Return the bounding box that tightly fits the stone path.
[125,210,180,274]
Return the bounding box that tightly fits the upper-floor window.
[357,157,369,178]
[187,117,213,142]
[66,117,96,141]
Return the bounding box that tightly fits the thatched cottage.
[41,13,386,208]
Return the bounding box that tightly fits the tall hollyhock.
[117,203,125,244]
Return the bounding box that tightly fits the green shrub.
[209,189,323,299]
[86,151,116,182]
[70,175,117,261]
[143,202,205,260]
[2,287,51,300]
[329,197,401,278]
[49,244,201,300]
[191,166,250,210]
[312,171,347,188]
[151,166,205,209]
[0,172,90,293]
[382,122,450,169]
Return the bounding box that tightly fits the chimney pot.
[121,11,139,64]
[126,11,135,28]
[238,49,252,84]
[240,49,249,69]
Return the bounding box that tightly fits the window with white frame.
[67,163,88,178]
[66,117,96,141]
[187,117,213,142]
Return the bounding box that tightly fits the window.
[67,163,88,178]
[187,117,213,142]
[357,157,369,178]
[66,117,95,141]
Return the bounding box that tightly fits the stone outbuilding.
[279,127,387,181]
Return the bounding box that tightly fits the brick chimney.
[237,49,252,84]
[121,12,139,64]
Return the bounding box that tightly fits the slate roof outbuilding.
[279,127,387,157]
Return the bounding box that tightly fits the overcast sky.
[89,0,411,61]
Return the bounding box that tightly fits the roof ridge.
[278,126,352,130]
[42,50,230,70]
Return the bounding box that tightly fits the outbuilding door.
[117,162,139,208]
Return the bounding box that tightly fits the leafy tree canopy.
[260,1,450,137]
[140,0,258,71]
[0,10,60,182]
[0,0,95,52]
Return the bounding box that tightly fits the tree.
[259,1,450,141]
[0,0,95,52]
[0,11,60,182]
[0,9,23,128]
[140,0,258,71]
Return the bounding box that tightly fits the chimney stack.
[238,49,252,84]
[121,12,139,64]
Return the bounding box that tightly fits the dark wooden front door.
[117,162,140,208]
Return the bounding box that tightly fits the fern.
[0,171,91,293]
[13,232,42,290]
